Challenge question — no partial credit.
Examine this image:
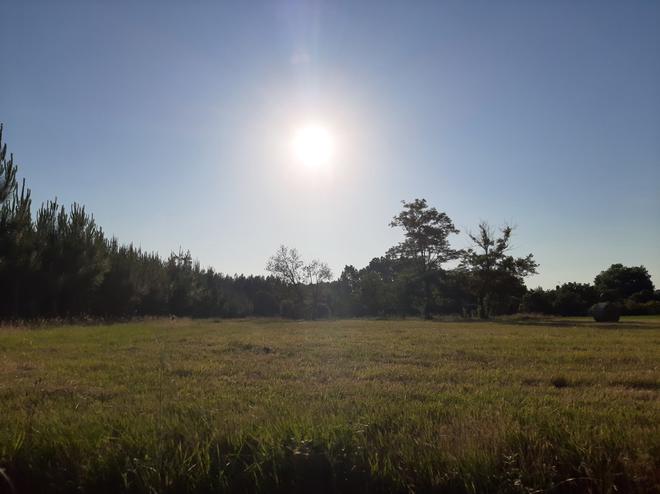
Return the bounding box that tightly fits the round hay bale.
[590,302,620,322]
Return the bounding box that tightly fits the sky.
[1,1,659,289]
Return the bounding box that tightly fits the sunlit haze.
[1,1,659,288]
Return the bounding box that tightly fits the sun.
[292,124,335,168]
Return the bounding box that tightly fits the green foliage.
[0,180,35,316]
[303,259,333,319]
[461,223,538,318]
[0,193,291,320]
[266,246,333,319]
[388,199,460,268]
[623,299,660,315]
[279,299,299,319]
[594,264,655,301]
[253,291,279,316]
[0,126,286,321]
[0,124,655,322]
[520,288,553,314]
[388,199,461,319]
[521,278,658,317]
[551,283,599,316]
[0,124,17,203]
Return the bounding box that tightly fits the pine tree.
[0,124,17,203]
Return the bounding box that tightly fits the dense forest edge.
[1,124,658,322]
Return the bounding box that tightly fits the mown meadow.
[0,318,659,493]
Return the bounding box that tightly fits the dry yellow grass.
[0,317,659,493]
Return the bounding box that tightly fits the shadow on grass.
[484,316,660,331]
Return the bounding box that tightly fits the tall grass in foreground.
[1,318,659,493]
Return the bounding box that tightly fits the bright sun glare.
[292,124,335,168]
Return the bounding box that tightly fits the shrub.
[623,299,660,315]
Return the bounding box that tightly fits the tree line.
[1,125,657,321]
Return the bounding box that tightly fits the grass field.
[1,317,659,493]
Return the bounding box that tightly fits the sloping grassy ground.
[0,318,658,493]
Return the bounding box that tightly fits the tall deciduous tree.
[266,246,333,318]
[266,245,305,315]
[266,245,304,286]
[388,198,460,319]
[461,222,538,318]
[303,259,333,319]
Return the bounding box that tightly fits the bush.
[623,299,660,315]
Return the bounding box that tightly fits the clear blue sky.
[2,1,659,288]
